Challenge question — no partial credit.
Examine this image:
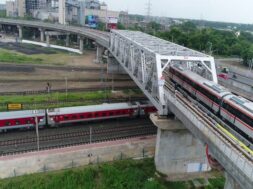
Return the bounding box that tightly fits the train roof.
[0,110,45,120]
[172,65,231,97]
[224,95,253,114]
[48,102,138,115]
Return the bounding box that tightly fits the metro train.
[166,65,253,140]
[0,101,156,131]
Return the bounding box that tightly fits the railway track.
[0,86,140,96]
[0,63,105,72]
[0,78,132,83]
[0,118,156,156]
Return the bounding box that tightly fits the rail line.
[1,78,132,83]
[0,86,140,96]
[0,118,156,156]
[0,63,106,72]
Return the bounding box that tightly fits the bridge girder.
[110,30,217,115]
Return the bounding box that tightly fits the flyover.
[0,18,110,50]
[0,18,252,189]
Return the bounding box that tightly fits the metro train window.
[109,111,114,116]
[26,120,31,124]
[64,116,68,120]
[80,115,84,119]
[239,113,253,127]
[15,120,20,125]
[102,112,107,116]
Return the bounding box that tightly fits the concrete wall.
[0,136,156,179]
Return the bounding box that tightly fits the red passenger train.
[0,101,156,131]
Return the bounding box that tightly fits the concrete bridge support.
[46,35,50,47]
[107,56,126,74]
[224,172,241,189]
[150,114,210,180]
[79,37,84,53]
[17,25,22,40]
[94,45,104,63]
[66,33,70,47]
[39,28,45,42]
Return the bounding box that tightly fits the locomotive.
[0,101,156,131]
[165,65,253,140]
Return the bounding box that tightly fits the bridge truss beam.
[110,30,217,115]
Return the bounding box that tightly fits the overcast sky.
[1,0,252,24]
[102,0,253,24]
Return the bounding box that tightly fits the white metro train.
[166,65,253,141]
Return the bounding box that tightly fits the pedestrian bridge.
[0,18,252,189]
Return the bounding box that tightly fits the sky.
[1,0,252,24]
[102,0,253,24]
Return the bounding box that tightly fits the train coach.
[47,101,156,126]
[166,65,253,140]
[0,101,156,131]
[0,110,46,131]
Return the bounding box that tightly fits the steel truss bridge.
[0,18,252,188]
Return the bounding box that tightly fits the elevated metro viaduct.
[0,18,252,189]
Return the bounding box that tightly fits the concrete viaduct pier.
[150,114,209,180]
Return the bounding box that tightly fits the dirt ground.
[0,43,134,93]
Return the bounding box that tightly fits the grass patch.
[0,48,81,65]
[0,91,111,104]
[0,91,112,111]
[0,159,225,189]
[0,49,43,64]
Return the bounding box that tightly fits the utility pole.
[34,111,40,151]
[146,0,151,22]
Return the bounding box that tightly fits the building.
[6,0,48,17]
[18,0,26,17]
[6,1,17,17]
[85,0,100,9]
[0,4,6,11]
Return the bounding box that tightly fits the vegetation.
[0,159,225,189]
[0,89,144,111]
[121,19,253,66]
[153,22,253,66]
[0,48,78,65]
[0,91,112,111]
[0,10,6,18]
[0,49,43,64]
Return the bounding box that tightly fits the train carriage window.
[80,115,84,119]
[102,112,107,117]
[26,120,31,124]
[64,116,68,120]
[5,121,11,126]
[15,120,20,125]
[240,113,253,127]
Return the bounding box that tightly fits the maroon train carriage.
[167,65,253,140]
[0,101,157,131]
[47,101,156,126]
[0,110,46,131]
